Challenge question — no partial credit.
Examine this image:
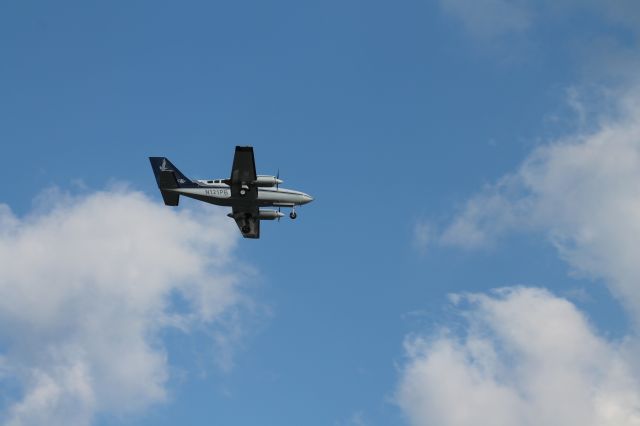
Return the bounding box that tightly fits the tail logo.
[159,159,186,184]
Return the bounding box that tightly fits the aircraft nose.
[304,194,314,204]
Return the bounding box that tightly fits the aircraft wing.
[227,146,258,199]
[228,147,259,237]
[229,146,257,191]
[229,207,260,239]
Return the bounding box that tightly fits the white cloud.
[396,287,640,426]
[0,188,249,425]
[405,62,640,425]
[405,4,640,425]
[432,89,640,322]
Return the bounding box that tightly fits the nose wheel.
[289,207,297,219]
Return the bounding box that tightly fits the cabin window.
[207,180,214,184]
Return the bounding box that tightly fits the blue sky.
[2,1,640,425]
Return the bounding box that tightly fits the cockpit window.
[207,180,214,184]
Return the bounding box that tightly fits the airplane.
[149,146,313,239]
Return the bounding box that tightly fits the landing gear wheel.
[242,225,250,233]
[289,211,297,219]
[240,189,246,196]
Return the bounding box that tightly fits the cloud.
[0,188,249,425]
[430,88,640,323]
[404,40,640,420]
[396,287,640,426]
[404,4,640,425]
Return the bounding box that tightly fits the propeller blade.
[276,169,280,190]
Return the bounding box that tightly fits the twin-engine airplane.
[149,146,313,239]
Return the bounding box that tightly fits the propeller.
[276,169,281,221]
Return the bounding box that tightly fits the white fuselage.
[168,179,313,208]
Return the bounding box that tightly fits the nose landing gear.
[289,206,297,219]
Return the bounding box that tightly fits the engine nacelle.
[254,175,283,187]
[258,209,285,220]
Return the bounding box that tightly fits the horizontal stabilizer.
[161,190,179,206]
[158,170,178,189]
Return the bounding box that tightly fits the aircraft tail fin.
[149,157,197,206]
